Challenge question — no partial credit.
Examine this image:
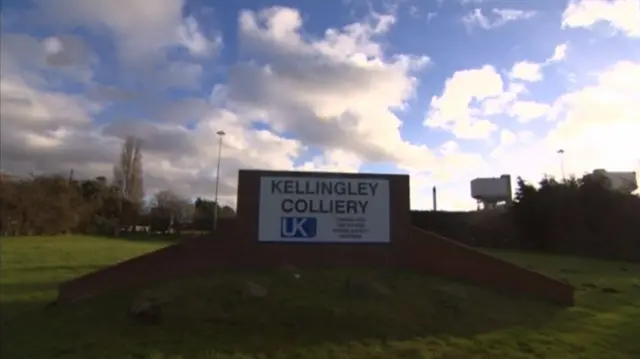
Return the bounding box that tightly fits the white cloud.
[4,2,638,212]
[463,9,491,29]
[424,65,502,139]
[160,61,204,90]
[463,8,537,30]
[0,33,94,84]
[548,44,568,63]
[296,149,363,173]
[492,60,640,183]
[42,35,92,68]
[0,76,114,172]
[425,59,640,210]
[508,101,552,123]
[481,82,526,116]
[429,141,487,182]
[546,61,640,167]
[42,37,63,55]
[0,71,307,203]
[489,129,520,158]
[1,5,484,208]
[229,6,475,178]
[509,61,543,82]
[1,34,48,76]
[499,129,517,147]
[0,44,301,205]
[492,9,537,23]
[562,0,640,37]
[0,75,101,132]
[177,15,223,57]
[35,0,222,64]
[507,44,568,86]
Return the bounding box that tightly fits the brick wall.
[58,228,242,302]
[57,170,574,306]
[404,228,574,305]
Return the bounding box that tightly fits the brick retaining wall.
[405,228,574,305]
[57,170,574,305]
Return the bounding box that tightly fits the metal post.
[432,186,437,211]
[557,149,566,181]
[213,130,225,232]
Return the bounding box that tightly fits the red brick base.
[57,223,573,305]
[57,170,574,305]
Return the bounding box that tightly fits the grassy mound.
[1,236,639,359]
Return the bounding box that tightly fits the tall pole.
[432,186,437,211]
[557,149,566,181]
[213,130,225,232]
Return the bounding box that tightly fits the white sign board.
[258,176,390,243]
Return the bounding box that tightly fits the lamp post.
[557,149,565,181]
[213,130,225,232]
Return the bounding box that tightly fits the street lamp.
[213,130,225,232]
[557,149,566,181]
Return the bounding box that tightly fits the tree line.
[0,136,235,237]
[4,133,638,262]
[413,172,640,262]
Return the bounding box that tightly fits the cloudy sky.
[1,0,639,210]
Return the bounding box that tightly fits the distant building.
[470,174,513,210]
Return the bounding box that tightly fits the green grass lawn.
[1,235,639,359]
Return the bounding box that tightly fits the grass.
[0,235,172,321]
[1,236,639,359]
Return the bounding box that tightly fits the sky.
[1,0,639,210]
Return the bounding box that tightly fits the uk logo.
[281,217,317,238]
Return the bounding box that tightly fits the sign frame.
[257,175,391,243]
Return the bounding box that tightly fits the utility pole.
[213,130,226,232]
[557,149,566,181]
[432,186,437,211]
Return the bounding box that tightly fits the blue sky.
[1,0,639,209]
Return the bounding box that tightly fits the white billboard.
[258,176,390,243]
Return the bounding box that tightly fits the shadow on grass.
[607,304,640,357]
[1,269,570,359]
[0,281,61,324]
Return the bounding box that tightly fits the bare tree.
[150,189,192,235]
[113,136,144,231]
